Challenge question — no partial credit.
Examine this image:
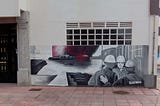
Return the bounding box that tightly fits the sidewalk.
[0,86,160,106]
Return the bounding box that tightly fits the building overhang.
[150,0,160,16]
[0,0,28,17]
[0,17,16,24]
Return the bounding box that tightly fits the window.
[96,29,102,34]
[103,29,109,34]
[74,36,80,39]
[81,29,87,34]
[89,29,94,34]
[74,41,80,45]
[81,41,87,45]
[103,35,109,39]
[74,30,80,34]
[81,35,87,39]
[103,41,109,45]
[89,41,94,45]
[67,30,72,34]
[89,35,94,39]
[66,22,132,45]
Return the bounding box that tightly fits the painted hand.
[100,75,108,84]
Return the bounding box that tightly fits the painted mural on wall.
[30,45,148,87]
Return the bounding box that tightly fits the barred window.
[66,22,132,45]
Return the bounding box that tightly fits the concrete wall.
[0,0,19,16]
[19,0,28,11]
[29,0,150,46]
[0,0,28,17]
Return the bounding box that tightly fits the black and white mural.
[30,45,148,87]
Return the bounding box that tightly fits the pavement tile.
[116,99,128,103]
[129,103,142,106]
[78,105,91,106]
[116,102,130,106]
[13,102,26,106]
[157,97,160,104]
[0,86,160,106]
[39,104,52,106]
[146,96,158,104]
[91,103,103,106]
[52,103,66,106]
[79,103,91,106]
[128,100,140,103]
[142,103,156,106]
[104,99,116,104]
[104,104,116,106]
[143,91,155,96]
[65,102,79,106]
[151,89,160,95]
[0,104,13,106]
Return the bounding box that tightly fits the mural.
[30,45,148,87]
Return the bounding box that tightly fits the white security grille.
[66,22,132,45]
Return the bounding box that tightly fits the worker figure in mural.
[88,55,116,87]
[112,55,128,86]
[125,60,143,85]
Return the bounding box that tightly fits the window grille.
[66,22,132,45]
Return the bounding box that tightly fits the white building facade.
[0,0,159,88]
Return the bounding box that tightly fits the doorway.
[0,24,17,83]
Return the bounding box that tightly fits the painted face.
[126,67,135,73]
[117,62,125,69]
[104,62,115,69]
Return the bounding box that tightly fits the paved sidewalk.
[0,86,160,106]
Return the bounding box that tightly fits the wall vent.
[93,22,105,27]
[66,23,78,28]
[106,22,118,27]
[120,22,132,27]
[80,22,91,28]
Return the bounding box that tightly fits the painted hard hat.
[125,60,135,67]
[116,55,125,63]
[104,55,116,63]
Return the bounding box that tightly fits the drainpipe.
[152,15,156,74]
[145,15,158,88]
[152,15,158,75]
[149,15,158,88]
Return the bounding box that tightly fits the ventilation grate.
[120,22,132,27]
[66,22,132,28]
[66,23,78,28]
[106,22,118,27]
[93,22,105,27]
[80,22,91,28]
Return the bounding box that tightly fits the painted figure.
[112,55,128,86]
[88,55,116,86]
[125,60,143,85]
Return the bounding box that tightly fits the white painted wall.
[19,0,28,11]
[0,0,28,17]
[29,0,150,46]
[0,0,19,16]
[158,37,160,45]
